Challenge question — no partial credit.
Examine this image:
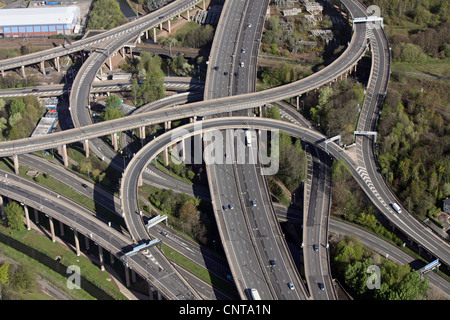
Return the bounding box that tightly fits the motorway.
[0,0,448,300]
[203,0,307,300]
[0,77,204,98]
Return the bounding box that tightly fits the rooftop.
[0,6,78,27]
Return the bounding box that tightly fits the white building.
[0,6,79,38]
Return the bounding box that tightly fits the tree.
[0,264,10,285]
[9,99,26,116]
[4,201,25,231]
[11,265,37,290]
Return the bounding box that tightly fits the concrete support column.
[164,120,171,131]
[62,144,69,167]
[54,57,60,72]
[203,0,206,10]
[120,47,125,58]
[131,270,136,283]
[153,28,157,43]
[0,196,5,220]
[12,154,19,175]
[187,9,190,21]
[49,216,56,242]
[139,126,146,146]
[111,132,118,152]
[163,148,169,166]
[168,20,171,33]
[159,22,163,30]
[109,57,113,70]
[259,105,263,116]
[83,139,90,158]
[33,207,39,224]
[98,245,105,271]
[40,61,45,75]
[125,266,131,287]
[59,221,64,236]
[110,252,115,264]
[85,235,90,250]
[21,65,26,78]
[145,30,149,40]
[1,70,4,78]
[148,285,155,300]
[74,230,80,256]
[296,95,300,110]
[137,35,141,44]
[24,205,31,231]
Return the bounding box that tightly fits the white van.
[390,202,402,214]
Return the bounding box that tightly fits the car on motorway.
[269,259,276,267]
[224,71,228,76]
[32,88,39,92]
[313,244,319,252]
[241,48,246,53]
[222,205,227,210]
[251,200,256,206]
[288,282,295,290]
[228,204,234,210]
[390,202,402,213]
[81,183,88,188]
[214,66,219,70]
[160,230,168,237]
[247,23,252,28]
[239,61,244,67]
[318,283,325,291]
[234,72,239,77]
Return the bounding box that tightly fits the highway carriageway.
[118,116,450,269]
[0,0,203,73]
[0,168,200,300]
[0,77,204,98]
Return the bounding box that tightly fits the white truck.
[245,130,252,147]
[390,202,402,214]
[249,288,261,300]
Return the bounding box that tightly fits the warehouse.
[0,6,80,38]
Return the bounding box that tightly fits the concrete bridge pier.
[98,245,105,271]
[83,139,90,158]
[23,204,31,230]
[21,65,26,78]
[153,28,157,43]
[54,57,60,72]
[12,154,20,175]
[164,120,171,131]
[139,126,146,146]
[187,8,190,21]
[0,196,5,220]
[33,207,39,224]
[1,70,4,78]
[61,144,69,167]
[162,148,169,166]
[110,252,115,264]
[159,22,163,30]
[74,230,81,256]
[48,216,56,242]
[40,61,45,75]
[59,221,65,236]
[111,132,118,152]
[168,19,171,33]
[131,269,136,283]
[124,266,131,287]
[85,235,90,250]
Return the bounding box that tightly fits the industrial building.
[0,6,80,38]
